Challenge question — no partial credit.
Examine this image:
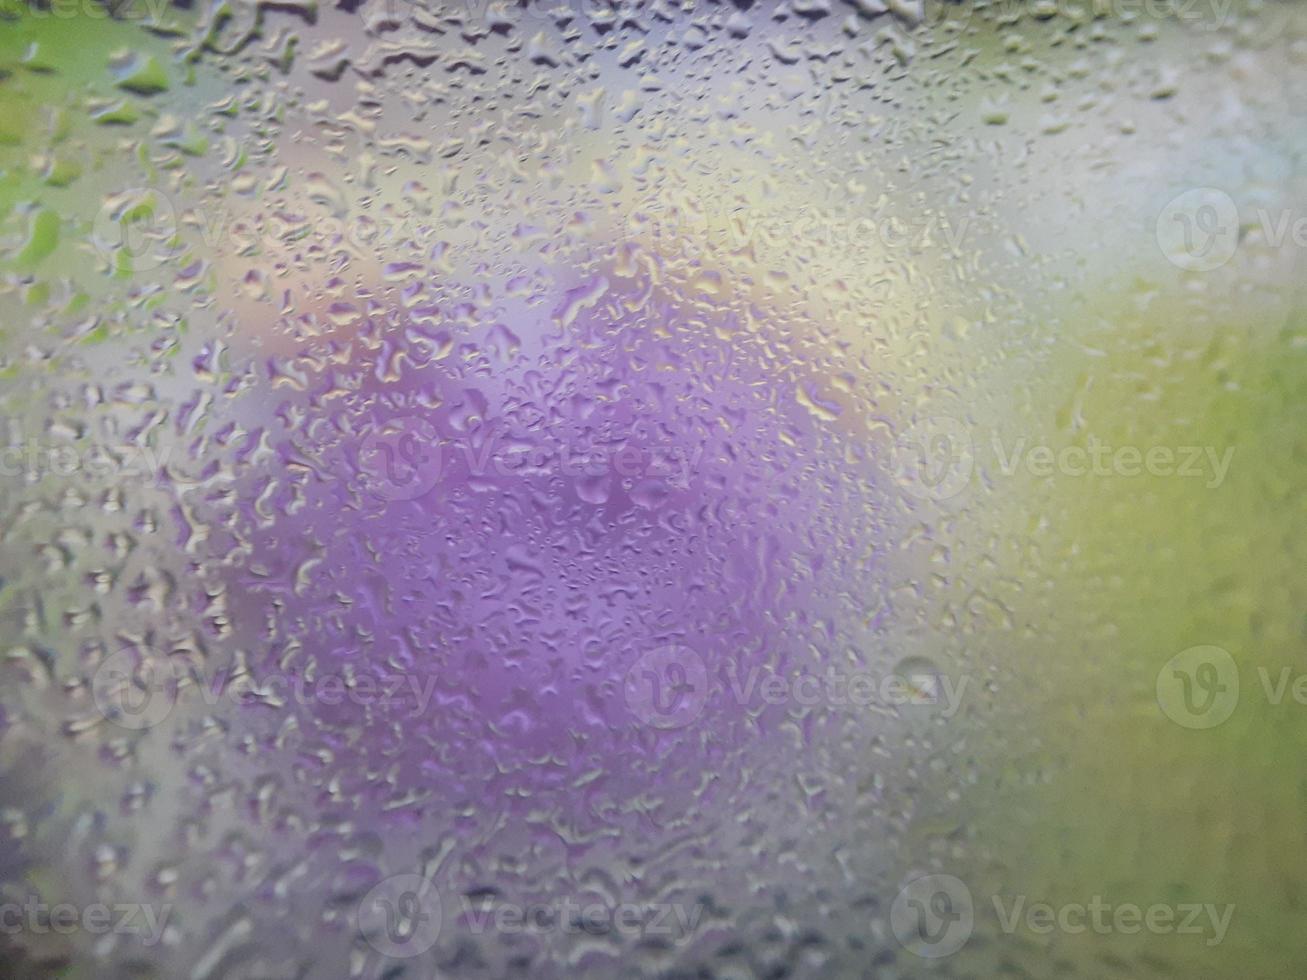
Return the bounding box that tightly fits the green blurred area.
[949,291,1307,977]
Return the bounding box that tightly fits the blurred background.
[0,0,1305,977]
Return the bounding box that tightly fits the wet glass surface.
[0,0,1305,977]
